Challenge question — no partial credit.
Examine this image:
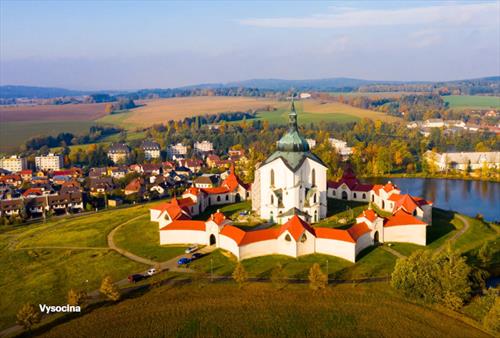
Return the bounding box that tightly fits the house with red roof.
[327,166,373,202]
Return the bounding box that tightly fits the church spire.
[289,95,298,131]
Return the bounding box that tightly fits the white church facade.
[150,102,433,262]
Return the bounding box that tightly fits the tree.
[100,276,120,301]
[483,292,500,333]
[270,263,288,290]
[67,288,87,306]
[478,241,493,267]
[232,262,248,288]
[308,263,327,291]
[16,303,41,331]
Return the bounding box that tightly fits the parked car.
[177,257,191,266]
[147,268,157,276]
[128,274,146,283]
[191,253,203,260]
[185,245,198,254]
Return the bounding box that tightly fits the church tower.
[252,99,328,224]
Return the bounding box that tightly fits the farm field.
[97,96,287,128]
[0,103,107,122]
[0,120,98,153]
[443,95,500,111]
[32,281,489,338]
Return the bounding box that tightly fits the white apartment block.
[168,143,188,159]
[0,156,27,173]
[329,138,353,157]
[194,140,213,153]
[35,153,63,171]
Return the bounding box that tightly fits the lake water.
[364,178,500,222]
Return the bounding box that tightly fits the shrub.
[483,295,499,333]
[100,276,121,301]
[16,303,41,331]
[232,262,248,288]
[308,263,327,291]
[67,288,87,306]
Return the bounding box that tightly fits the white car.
[185,246,198,254]
[147,268,157,276]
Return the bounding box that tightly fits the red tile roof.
[384,210,427,227]
[124,178,142,192]
[160,220,206,231]
[209,211,227,225]
[358,209,377,222]
[315,227,355,243]
[347,222,371,241]
[220,225,278,246]
[201,186,230,195]
[278,215,316,241]
[220,225,247,244]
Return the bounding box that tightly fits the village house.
[194,140,214,154]
[124,178,144,196]
[424,150,500,171]
[141,140,161,160]
[107,143,130,164]
[193,174,219,188]
[167,143,188,159]
[329,138,353,158]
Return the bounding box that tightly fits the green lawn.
[251,108,359,125]
[426,208,462,250]
[30,281,490,338]
[443,95,500,111]
[113,214,187,261]
[454,215,498,253]
[0,245,145,330]
[15,205,151,248]
[193,201,251,221]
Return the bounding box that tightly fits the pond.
[365,178,500,222]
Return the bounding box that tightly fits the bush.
[308,263,327,291]
[232,262,248,288]
[100,276,121,301]
[16,303,41,330]
[483,294,499,333]
[270,263,288,290]
[67,288,87,306]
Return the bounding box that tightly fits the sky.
[0,0,499,90]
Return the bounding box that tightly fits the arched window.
[382,200,385,209]
[285,234,291,241]
[311,168,316,186]
[413,210,417,216]
[270,169,275,186]
[300,233,307,243]
[314,210,318,222]
[333,190,336,196]
[371,195,374,202]
[313,194,317,204]
[217,196,221,202]
[362,193,366,199]
[270,195,274,204]
[353,193,357,199]
[225,195,229,201]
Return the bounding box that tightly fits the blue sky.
[1,1,499,90]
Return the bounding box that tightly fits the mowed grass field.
[34,281,489,338]
[443,95,500,111]
[0,102,108,153]
[97,96,288,128]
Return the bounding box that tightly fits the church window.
[362,193,366,199]
[285,234,291,241]
[313,194,317,203]
[312,168,316,186]
[217,196,221,202]
[270,195,274,204]
[314,210,318,222]
[300,233,307,242]
[270,169,275,186]
[413,210,417,216]
[333,190,336,196]
[353,193,357,199]
[226,195,229,201]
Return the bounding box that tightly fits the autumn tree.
[232,262,248,288]
[16,303,41,331]
[270,263,288,290]
[67,288,87,306]
[308,263,327,291]
[100,276,121,301]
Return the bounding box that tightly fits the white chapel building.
[252,101,327,224]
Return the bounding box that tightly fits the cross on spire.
[289,94,298,131]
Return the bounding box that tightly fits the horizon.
[1,1,499,90]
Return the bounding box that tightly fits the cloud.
[239,3,499,29]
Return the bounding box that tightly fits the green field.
[253,109,360,125]
[32,281,489,338]
[114,214,188,262]
[443,95,500,111]
[0,120,97,154]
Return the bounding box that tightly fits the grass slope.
[443,95,500,111]
[33,282,490,338]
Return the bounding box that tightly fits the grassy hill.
[32,281,490,338]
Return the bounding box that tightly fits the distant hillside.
[0,85,88,99]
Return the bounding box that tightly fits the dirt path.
[435,214,471,255]
[380,245,405,259]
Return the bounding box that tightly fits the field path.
[380,245,405,259]
[435,214,471,255]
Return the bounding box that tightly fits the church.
[150,101,432,262]
[252,100,328,224]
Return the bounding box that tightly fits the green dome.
[276,100,310,152]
